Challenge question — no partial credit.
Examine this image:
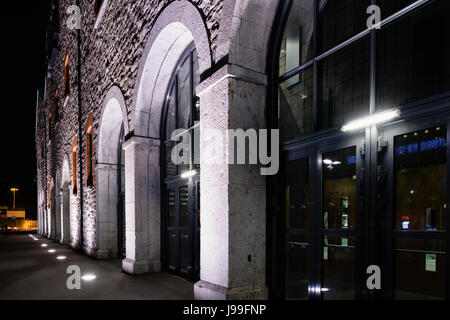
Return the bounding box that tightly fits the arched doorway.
[61,156,71,244]
[96,86,129,259]
[161,45,201,281]
[117,125,126,258]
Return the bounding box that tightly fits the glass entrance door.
[281,132,365,300]
[279,119,450,300]
[380,121,448,300]
[164,177,200,280]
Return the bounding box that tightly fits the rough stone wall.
[36,0,225,251]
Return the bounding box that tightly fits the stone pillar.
[122,136,161,274]
[60,189,70,244]
[194,65,268,300]
[55,191,62,242]
[95,163,119,258]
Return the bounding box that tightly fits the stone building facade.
[36,0,277,300]
[37,0,450,300]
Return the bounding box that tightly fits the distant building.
[0,206,26,219]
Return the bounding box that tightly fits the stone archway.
[124,0,212,275]
[61,156,71,244]
[96,86,129,259]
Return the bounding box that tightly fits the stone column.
[194,65,268,300]
[60,189,70,244]
[55,191,62,242]
[95,163,119,258]
[122,136,161,274]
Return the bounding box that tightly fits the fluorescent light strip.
[341,110,400,132]
[181,170,197,179]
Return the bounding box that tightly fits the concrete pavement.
[0,233,194,300]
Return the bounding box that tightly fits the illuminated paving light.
[341,110,400,132]
[181,170,197,179]
[82,274,97,281]
[48,249,56,253]
[41,244,48,247]
[56,256,67,260]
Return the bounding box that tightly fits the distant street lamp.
[10,188,19,209]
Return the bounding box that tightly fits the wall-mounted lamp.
[341,110,400,132]
[181,170,197,179]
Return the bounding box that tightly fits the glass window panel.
[377,0,417,20]
[165,141,178,178]
[323,146,357,230]
[178,56,191,130]
[279,0,314,77]
[167,188,176,227]
[179,185,190,227]
[165,84,176,140]
[278,66,314,141]
[395,238,446,300]
[167,231,177,271]
[193,50,200,123]
[285,234,309,300]
[286,158,310,229]
[180,231,192,274]
[323,235,356,300]
[394,126,447,231]
[318,37,370,130]
[318,0,371,53]
[376,0,450,111]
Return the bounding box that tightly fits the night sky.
[0,2,51,219]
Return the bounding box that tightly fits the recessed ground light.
[82,274,97,281]
[56,256,67,260]
[48,249,56,253]
[41,244,48,247]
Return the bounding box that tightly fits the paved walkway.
[0,233,194,300]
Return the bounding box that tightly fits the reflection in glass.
[286,158,310,229]
[323,236,356,300]
[180,231,192,274]
[279,0,314,78]
[318,38,370,130]
[285,235,309,300]
[279,66,314,141]
[318,0,370,53]
[179,185,190,227]
[165,84,176,139]
[376,0,450,111]
[167,188,176,227]
[178,56,191,129]
[323,147,357,230]
[168,231,177,271]
[394,126,447,231]
[396,238,446,299]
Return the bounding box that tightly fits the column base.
[69,241,80,250]
[194,281,268,300]
[82,245,96,257]
[122,258,161,275]
[95,249,118,259]
[60,237,69,245]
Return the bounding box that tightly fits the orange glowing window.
[64,49,70,96]
[85,114,95,187]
